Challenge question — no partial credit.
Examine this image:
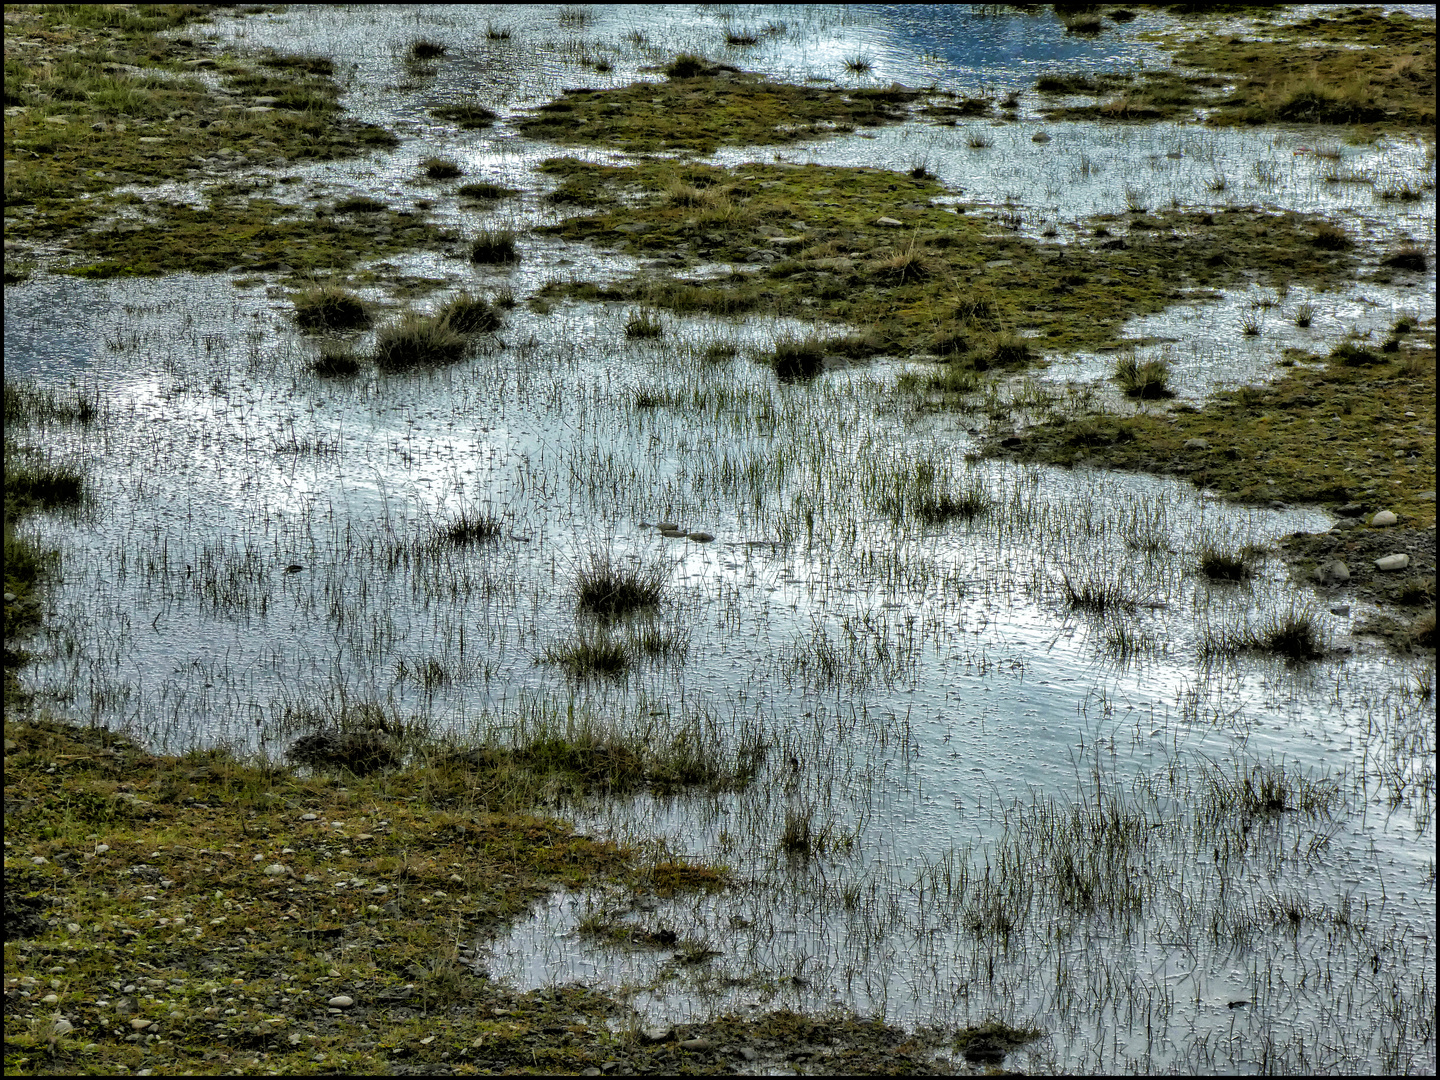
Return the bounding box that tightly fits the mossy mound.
[516,70,924,154]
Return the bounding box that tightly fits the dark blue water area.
[858,4,1166,89]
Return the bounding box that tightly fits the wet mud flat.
[4,4,1437,1076]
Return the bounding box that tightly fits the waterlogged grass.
[3,6,404,276]
[536,158,1359,368]
[998,326,1436,527]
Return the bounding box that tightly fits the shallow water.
[5,4,1435,1073]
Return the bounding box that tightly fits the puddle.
[4,5,1434,1075]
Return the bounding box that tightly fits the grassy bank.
[3,715,979,1075]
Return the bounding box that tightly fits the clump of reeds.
[1198,546,1249,582]
[334,196,387,214]
[408,39,447,61]
[574,550,668,618]
[1113,353,1172,398]
[457,181,515,200]
[431,104,499,129]
[770,335,826,381]
[542,629,631,679]
[310,343,361,377]
[469,228,518,264]
[1310,221,1353,250]
[437,291,501,334]
[422,157,463,179]
[1330,340,1381,367]
[624,309,664,339]
[1059,569,1133,614]
[665,52,709,79]
[374,312,468,371]
[437,509,502,547]
[871,244,937,285]
[1381,247,1428,272]
[293,285,371,331]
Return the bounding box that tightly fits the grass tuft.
[1381,246,1428,272]
[1199,546,1250,582]
[310,343,361,377]
[574,551,669,619]
[770,335,827,381]
[408,39,447,61]
[665,52,710,79]
[437,291,502,334]
[470,229,519,264]
[292,285,370,332]
[422,157,463,180]
[334,195,388,214]
[624,308,665,339]
[1311,221,1353,250]
[457,181,517,200]
[374,312,468,371]
[1114,354,1173,399]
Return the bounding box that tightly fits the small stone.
[1182,437,1210,451]
[738,1046,758,1061]
[641,1023,673,1043]
[875,216,904,227]
[1375,554,1410,571]
[656,522,679,532]
[3,592,16,602]
[1417,491,1435,502]
[1317,560,1350,585]
[1336,502,1366,517]
[1031,131,1051,143]
[263,864,289,877]
[1329,605,1350,616]
[130,1018,152,1031]
[687,531,714,543]
[327,995,354,1009]
[1371,510,1398,527]
[1331,518,1360,531]
[679,1037,712,1051]
[42,993,59,1005]
[660,529,686,539]
[51,1017,74,1037]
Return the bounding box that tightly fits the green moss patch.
[1047,6,1437,130]
[535,158,1358,364]
[516,70,924,154]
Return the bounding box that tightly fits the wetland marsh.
[4,4,1435,1075]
